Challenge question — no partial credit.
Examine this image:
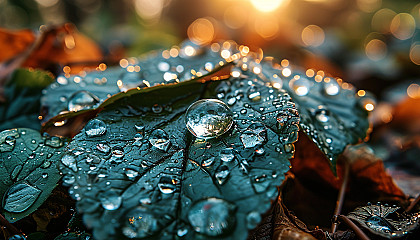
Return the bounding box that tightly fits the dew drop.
[158,176,177,194]
[251,174,269,193]
[112,146,125,159]
[220,148,235,162]
[315,107,330,123]
[96,142,111,154]
[240,123,267,148]
[284,143,294,153]
[247,86,261,101]
[99,191,122,210]
[44,136,63,148]
[201,157,215,167]
[61,154,77,172]
[67,90,99,112]
[149,129,171,151]
[185,99,234,139]
[152,104,163,114]
[215,165,230,185]
[42,173,48,179]
[122,207,158,238]
[187,198,236,236]
[324,80,340,96]
[246,211,262,229]
[63,175,75,185]
[125,169,139,179]
[177,228,188,237]
[289,77,311,96]
[85,119,107,137]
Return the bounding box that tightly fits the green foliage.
[0,128,66,222]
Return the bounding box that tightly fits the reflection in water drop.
[85,119,107,137]
[315,107,330,123]
[188,198,236,236]
[220,148,235,162]
[99,191,122,210]
[185,99,233,139]
[96,142,111,154]
[215,165,230,185]
[289,77,312,96]
[122,207,159,238]
[158,176,177,194]
[323,80,340,96]
[149,129,171,151]
[67,90,99,112]
[240,123,267,148]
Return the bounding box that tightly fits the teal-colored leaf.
[0,68,54,131]
[40,40,238,123]
[60,72,299,239]
[0,128,66,222]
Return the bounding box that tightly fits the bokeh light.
[301,25,325,47]
[250,0,289,13]
[371,8,396,33]
[255,15,279,39]
[187,18,215,45]
[390,13,416,40]
[409,43,420,65]
[365,38,387,61]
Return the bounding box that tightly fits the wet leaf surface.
[40,41,237,123]
[60,72,299,239]
[0,68,54,131]
[260,60,371,173]
[347,203,420,239]
[0,128,66,222]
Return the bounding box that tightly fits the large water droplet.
[3,182,41,213]
[96,142,111,154]
[85,119,107,137]
[158,176,177,194]
[220,148,235,162]
[324,80,340,96]
[99,191,122,210]
[315,107,330,123]
[61,154,77,172]
[247,86,261,101]
[122,207,159,238]
[240,123,267,148]
[185,99,233,139]
[215,165,230,185]
[0,129,19,152]
[67,90,99,112]
[246,211,262,229]
[149,129,171,151]
[44,136,63,148]
[289,77,312,96]
[251,174,270,193]
[187,198,236,236]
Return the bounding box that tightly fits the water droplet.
[158,176,177,194]
[61,154,77,172]
[251,174,270,193]
[139,197,152,205]
[188,198,236,236]
[149,129,171,151]
[215,165,230,185]
[122,207,158,238]
[85,119,107,137]
[284,143,294,153]
[152,104,163,114]
[158,61,170,72]
[201,157,215,167]
[1,130,18,152]
[240,123,267,148]
[44,136,63,148]
[220,148,235,162]
[315,107,330,123]
[42,161,51,168]
[227,96,236,105]
[289,77,311,96]
[67,90,99,112]
[324,80,340,96]
[247,86,261,101]
[3,182,41,213]
[240,109,247,115]
[125,169,139,179]
[255,148,265,155]
[177,228,188,237]
[63,175,75,185]
[96,142,110,154]
[246,211,262,229]
[42,173,48,178]
[112,146,125,159]
[99,191,122,210]
[185,99,234,139]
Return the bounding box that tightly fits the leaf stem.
[405,193,420,213]
[337,215,370,240]
[0,213,22,237]
[331,160,350,233]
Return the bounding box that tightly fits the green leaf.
[40,41,236,123]
[59,73,299,239]
[259,60,371,173]
[0,69,54,131]
[0,128,66,222]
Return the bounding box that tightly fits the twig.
[405,193,420,213]
[0,213,22,236]
[337,215,370,240]
[331,160,350,233]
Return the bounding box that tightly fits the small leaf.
[347,203,420,239]
[40,40,237,123]
[60,72,299,239]
[0,128,66,222]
